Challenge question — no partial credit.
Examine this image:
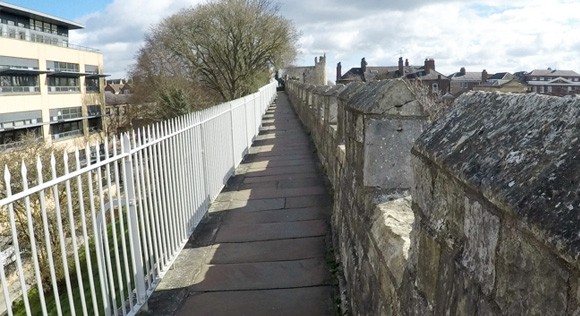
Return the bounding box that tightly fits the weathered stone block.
[495,224,569,315]
[370,196,414,288]
[416,230,441,308]
[461,197,500,295]
[363,118,425,189]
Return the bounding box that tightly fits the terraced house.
[0,2,106,150]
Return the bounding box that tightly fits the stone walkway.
[144,92,337,316]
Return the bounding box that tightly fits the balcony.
[0,22,99,53]
[50,129,82,140]
[0,86,40,94]
[48,86,81,93]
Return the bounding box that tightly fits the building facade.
[337,57,450,95]
[279,55,327,85]
[0,2,107,150]
[525,69,580,96]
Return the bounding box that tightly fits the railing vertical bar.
[135,129,154,287]
[104,138,128,315]
[157,123,171,266]
[158,122,173,260]
[0,262,11,316]
[151,124,168,269]
[145,125,162,277]
[3,167,30,315]
[62,153,88,315]
[35,158,63,316]
[74,150,100,316]
[84,145,111,316]
[165,120,179,252]
[175,118,187,241]
[94,140,119,316]
[121,134,147,309]
[19,162,48,315]
[49,154,76,315]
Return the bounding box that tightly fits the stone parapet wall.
[410,92,580,315]
[287,79,580,315]
[287,79,428,315]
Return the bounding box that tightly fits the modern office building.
[0,2,107,150]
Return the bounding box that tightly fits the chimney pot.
[398,57,404,77]
[361,58,367,72]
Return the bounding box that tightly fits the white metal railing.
[0,81,277,315]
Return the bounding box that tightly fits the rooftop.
[0,1,83,30]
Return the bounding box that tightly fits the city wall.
[285,79,580,315]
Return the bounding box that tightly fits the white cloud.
[279,0,580,82]
[70,0,206,78]
[67,0,580,81]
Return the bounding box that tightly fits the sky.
[6,0,580,82]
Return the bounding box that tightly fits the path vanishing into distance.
[144,92,338,316]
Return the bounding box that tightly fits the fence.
[0,81,277,315]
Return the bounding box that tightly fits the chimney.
[361,57,367,73]
[405,59,409,67]
[398,57,404,76]
[482,69,488,82]
[460,67,466,75]
[336,62,342,82]
[424,58,435,74]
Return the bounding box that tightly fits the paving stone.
[189,258,330,291]
[177,287,335,316]
[242,172,320,184]
[222,206,329,225]
[210,237,326,264]
[245,186,327,200]
[215,220,328,242]
[286,194,333,208]
[226,198,285,212]
[243,164,319,178]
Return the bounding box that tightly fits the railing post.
[230,102,237,169]
[122,134,148,308]
[200,118,211,207]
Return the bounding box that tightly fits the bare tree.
[130,0,299,106]
[0,135,98,289]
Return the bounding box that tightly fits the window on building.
[47,76,80,92]
[50,107,82,121]
[432,83,439,93]
[86,78,100,92]
[87,105,102,117]
[88,117,102,133]
[0,127,42,149]
[51,121,82,140]
[547,86,552,93]
[0,75,39,93]
[46,61,79,72]
[540,86,545,93]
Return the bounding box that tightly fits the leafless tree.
[130,0,299,109]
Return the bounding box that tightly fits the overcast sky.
[8,0,580,82]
